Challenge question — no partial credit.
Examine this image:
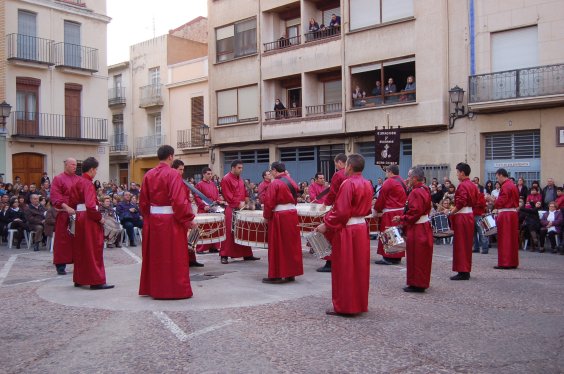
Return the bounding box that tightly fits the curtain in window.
[237,86,258,121]
[235,18,256,57]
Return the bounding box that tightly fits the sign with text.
[374,128,400,168]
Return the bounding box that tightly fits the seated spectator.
[519,200,542,251]
[400,75,416,101]
[384,78,398,103]
[0,196,9,242]
[435,197,452,215]
[274,99,286,119]
[99,196,122,248]
[308,18,320,33]
[24,194,46,252]
[128,182,140,197]
[526,186,542,207]
[516,177,528,200]
[540,202,562,253]
[39,181,50,199]
[329,14,341,28]
[6,198,27,249]
[17,195,27,210]
[445,184,456,202]
[117,191,143,247]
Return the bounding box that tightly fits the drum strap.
[280,177,297,200]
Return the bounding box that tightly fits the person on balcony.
[308,18,320,38]
[274,99,286,119]
[384,78,398,103]
[371,81,383,104]
[400,75,416,101]
[329,14,341,30]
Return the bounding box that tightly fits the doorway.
[12,153,44,185]
[65,83,81,138]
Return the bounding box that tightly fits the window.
[216,18,257,62]
[154,114,162,136]
[280,147,316,162]
[64,20,81,67]
[17,10,37,61]
[413,164,450,182]
[492,26,538,72]
[350,0,413,30]
[113,114,125,145]
[191,96,204,126]
[350,57,416,108]
[113,74,122,90]
[485,131,540,160]
[149,67,160,85]
[286,18,300,42]
[217,85,258,125]
[16,77,39,123]
[324,80,342,104]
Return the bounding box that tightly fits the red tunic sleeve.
[400,184,431,226]
[324,179,353,231]
[325,169,345,206]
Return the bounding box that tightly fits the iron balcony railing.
[56,0,86,6]
[305,25,340,43]
[110,133,128,152]
[108,87,126,106]
[469,63,564,103]
[264,107,302,121]
[11,111,107,141]
[136,134,166,156]
[306,102,342,116]
[53,42,98,72]
[263,35,301,52]
[139,84,164,108]
[6,34,55,65]
[177,128,206,149]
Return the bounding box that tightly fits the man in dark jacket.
[117,191,143,247]
[24,194,46,251]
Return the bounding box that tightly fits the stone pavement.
[0,240,563,374]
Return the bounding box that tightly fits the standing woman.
[485,180,494,195]
[517,177,528,200]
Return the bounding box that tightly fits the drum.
[305,231,332,259]
[365,214,379,236]
[234,210,268,248]
[431,213,450,234]
[379,226,406,254]
[479,214,497,236]
[296,203,330,235]
[193,213,226,244]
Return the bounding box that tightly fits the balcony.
[139,84,164,108]
[352,91,416,109]
[136,134,166,156]
[6,34,54,66]
[306,102,342,116]
[109,134,128,154]
[10,112,107,141]
[53,42,99,72]
[265,107,302,121]
[469,63,564,112]
[108,87,126,107]
[177,128,206,149]
[264,35,301,53]
[56,0,86,6]
[304,26,340,43]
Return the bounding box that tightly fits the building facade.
[207,0,564,185]
[2,0,110,184]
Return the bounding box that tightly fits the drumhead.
[296,203,330,216]
[194,213,224,223]
[236,210,266,223]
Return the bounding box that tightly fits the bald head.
[64,158,77,175]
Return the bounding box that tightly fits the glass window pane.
[217,89,238,118]
[382,0,413,23]
[237,85,258,120]
[350,0,380,30]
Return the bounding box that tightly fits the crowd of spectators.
[353,75,416,108]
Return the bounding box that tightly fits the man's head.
[202,167,213,182]
[377,177,383,185]
[123,191,132,202]
[410,167,425,184]
[473,177,480,184]
[64,158,77,175]
[385,164,400,177]
[30,194,40,206]
[42,181,49,190]
[334,153,347,171]
[314,172,325,185]
[1,194,8,204]
[29,183,37,192]
[82,157,99,178]
[270,161,286,178]
[495,168,509,183]
[15,176,21,183]
[230,159,243,176]
[102,196,111,208]
[157,145,175,164]
[171,159,185,176]
[455,162,471,180]
[547,178,555,187]
[345,154,365,176]
[262,170,272,181]
[130,182,138,190]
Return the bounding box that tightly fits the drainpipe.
[469,0,476,76]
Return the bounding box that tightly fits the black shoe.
[74,282,82,287]
[325,308,355,317]
[57,270,67,275]
[450,272,470,281]
[481,250,489,254]
[285,277,296,282]
[472,249,480,253]
[16,241,21,249]
[33,243,40,252]
[129,242,136,247]
[316,261,331,272]
[403,285,426,293]
[90,284,115,290]
[374,259,393,265]
[189,261,205,267]
[56,265,67,275]
[494,265,517,270]
[244,256,260,261]
[221,256,228,264]
[262,277,286,284]
[209,248,219,253]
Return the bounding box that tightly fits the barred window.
[485,131,540,160]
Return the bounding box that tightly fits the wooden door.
[65,83,81,138]
[12,153,44,185]
[119,168,128,185]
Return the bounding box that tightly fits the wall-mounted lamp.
[448,86,473,129]
[0,101,12,128]
[199,124,211,146]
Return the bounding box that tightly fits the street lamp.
[448,86,473,129]
[0,101,12,127]
[199,124,210,146]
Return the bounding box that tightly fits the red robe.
[258,180,271,203]
[494,179,519,268]
[220,172,253,258]
[194,179,222,253]
[374,175,407,259]
[324,173,373,314]
[50,172,79,265]
[452,178,479,273]
[139,162,195,299]
[309,182,327,204]
[263,173,303,279]
[69,173,105,286]
[399,183,433,289]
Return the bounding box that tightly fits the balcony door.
[65,83,82,138]
[64,21,81,68]
[17,10,37,61]
[16,77,39,136]
[287,87,301,117]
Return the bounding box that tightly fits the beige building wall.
[4,0,110,183]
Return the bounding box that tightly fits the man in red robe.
[257,170,272,204]
[171,159,204,267]
[309,172,327,204]
[393,167,434,292]
[374,164,407,265]
[194,166,223,254]
[220,159,260,264]
[493,168,520,269]
[450,162,479,280]
[262,161,303,284]
[317,154,373,316]
[139,146,197,299]
[50,158,80,275]
[69,157,113,290]
[317,153,349,273]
